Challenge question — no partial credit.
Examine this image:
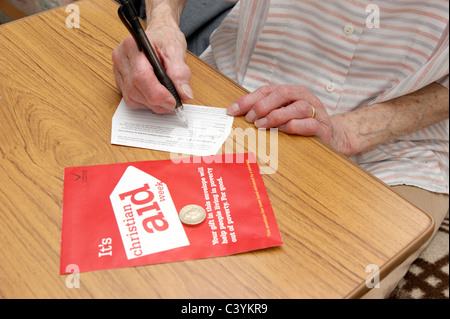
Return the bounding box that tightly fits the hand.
[112,24,193,113]
[227,85,356,156]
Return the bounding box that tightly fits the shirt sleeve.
[404,24,448,96]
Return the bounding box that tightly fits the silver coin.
[179,204,206,225]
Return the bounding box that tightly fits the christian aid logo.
[110,166,189,260]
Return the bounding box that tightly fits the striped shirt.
[201,0,449,194]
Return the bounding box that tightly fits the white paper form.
[111,99,234,156]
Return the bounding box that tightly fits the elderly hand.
[227,85,356,156]
[112,21,193,113]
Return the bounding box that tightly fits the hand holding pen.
[112,0,193,126]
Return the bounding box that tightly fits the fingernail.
[181,84,194,100]
[245,110,256,123]
[254,117,267,128]
[227,103,240,116]
[162,99,175,110]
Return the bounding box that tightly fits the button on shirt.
[344,23,354,35]
[201,0,449,194]
[325,82,336,93]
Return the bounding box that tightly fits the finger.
[112,64,124,93]
[147,26,193,103]
[250,85,323,121]
[112,44,129,94]
[164,56,194,103]
[117,36,174,111]
[278,118,321,136]
[122,92,171,113]
[127,50,177,111]
[114,61,167,112]
[112,39,152,107]
[122,67,154,108]
[227,85,278,116]
[254,100,315,128]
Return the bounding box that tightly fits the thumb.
[177,82,194,103]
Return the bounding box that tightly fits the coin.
[179,204,206,225]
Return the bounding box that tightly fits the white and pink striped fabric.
[201,0,449,194]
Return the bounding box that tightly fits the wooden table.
[0,0,433,299]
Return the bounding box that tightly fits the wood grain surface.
[0,0,433,299]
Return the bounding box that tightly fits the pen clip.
[118,2,143,51]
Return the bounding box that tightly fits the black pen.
[117,0,189,128]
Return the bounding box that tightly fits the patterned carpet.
[389,213,449,299]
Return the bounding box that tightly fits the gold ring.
[311,105,316,119]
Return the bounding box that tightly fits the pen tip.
[175,106,189,128]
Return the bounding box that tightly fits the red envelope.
[60,153,282,274]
